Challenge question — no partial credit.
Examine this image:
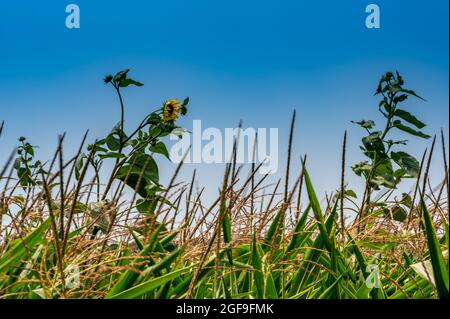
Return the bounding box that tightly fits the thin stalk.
[340,131,347,239]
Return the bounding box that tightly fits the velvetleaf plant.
[352,71,430,222]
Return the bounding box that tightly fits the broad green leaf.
[149,142,170,160]
[106,134,121,151]
[119,78,144,87]
[113,69,130,82]
[399,88,425,101]
[393,109,426,129]
[116,154,159,197]
[391,151,420,177]
[393,120,431,139]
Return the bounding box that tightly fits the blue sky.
[0,0,448,204]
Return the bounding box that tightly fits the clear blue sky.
[0,0,448,203]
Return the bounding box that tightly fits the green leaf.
[393,109,426,129]
[352,161,372,176]
[130,230,144,251]
[348,235,384,299]
[89,144,108,153]
[116,154,159,197]
[393,94,408,103]
[344,189,357,198]
[149,126,162,138]
[106,224,164,297]
[303,165,333,252]
[135,198,158,216]
[98,152,126,160]
[391,151,420,177]
[75,154,85,181]
[147,113,161,125]
[288,203,336,297]
[24,143,34,156]
[0,219,50,274]
[113,69,130,82]
[106,134,121,151]
[400,193,412,207]
[318,275,342,299]
[399,89,425,101]
[365,158,396,189]
[389,205,407,222]
[370,174,396,189]
[264,272,278,298]
[119,78,144,87]
[222,212,233,265]
[393,121,430,139]
[263,208,283,248]
[286,205,311,252]
[420,196,449,298]
[139,246,184,277]
[362,131,385,157]
[149,142,170,160]
[379,99,391,114]
[352,120,375,129]
[251,232,264,298]
[106,267,190,299]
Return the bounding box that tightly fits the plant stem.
[114,85,125,150]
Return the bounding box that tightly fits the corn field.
[0,70,448,299]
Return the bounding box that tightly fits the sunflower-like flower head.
[162,98,185,122]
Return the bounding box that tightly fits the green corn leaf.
[348,235,385,299]
[317,275,343,299]
[0,218,50,274]
[106,224,163,297]
[222,213,233,265]
[302,165,333,252]
[106,267,190,299]
[420,196,449,298]
[251,232,264,298]
[264,272,278,298]
[286,204,311,253]
[288,205,336,297]
[263,208,284,249]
